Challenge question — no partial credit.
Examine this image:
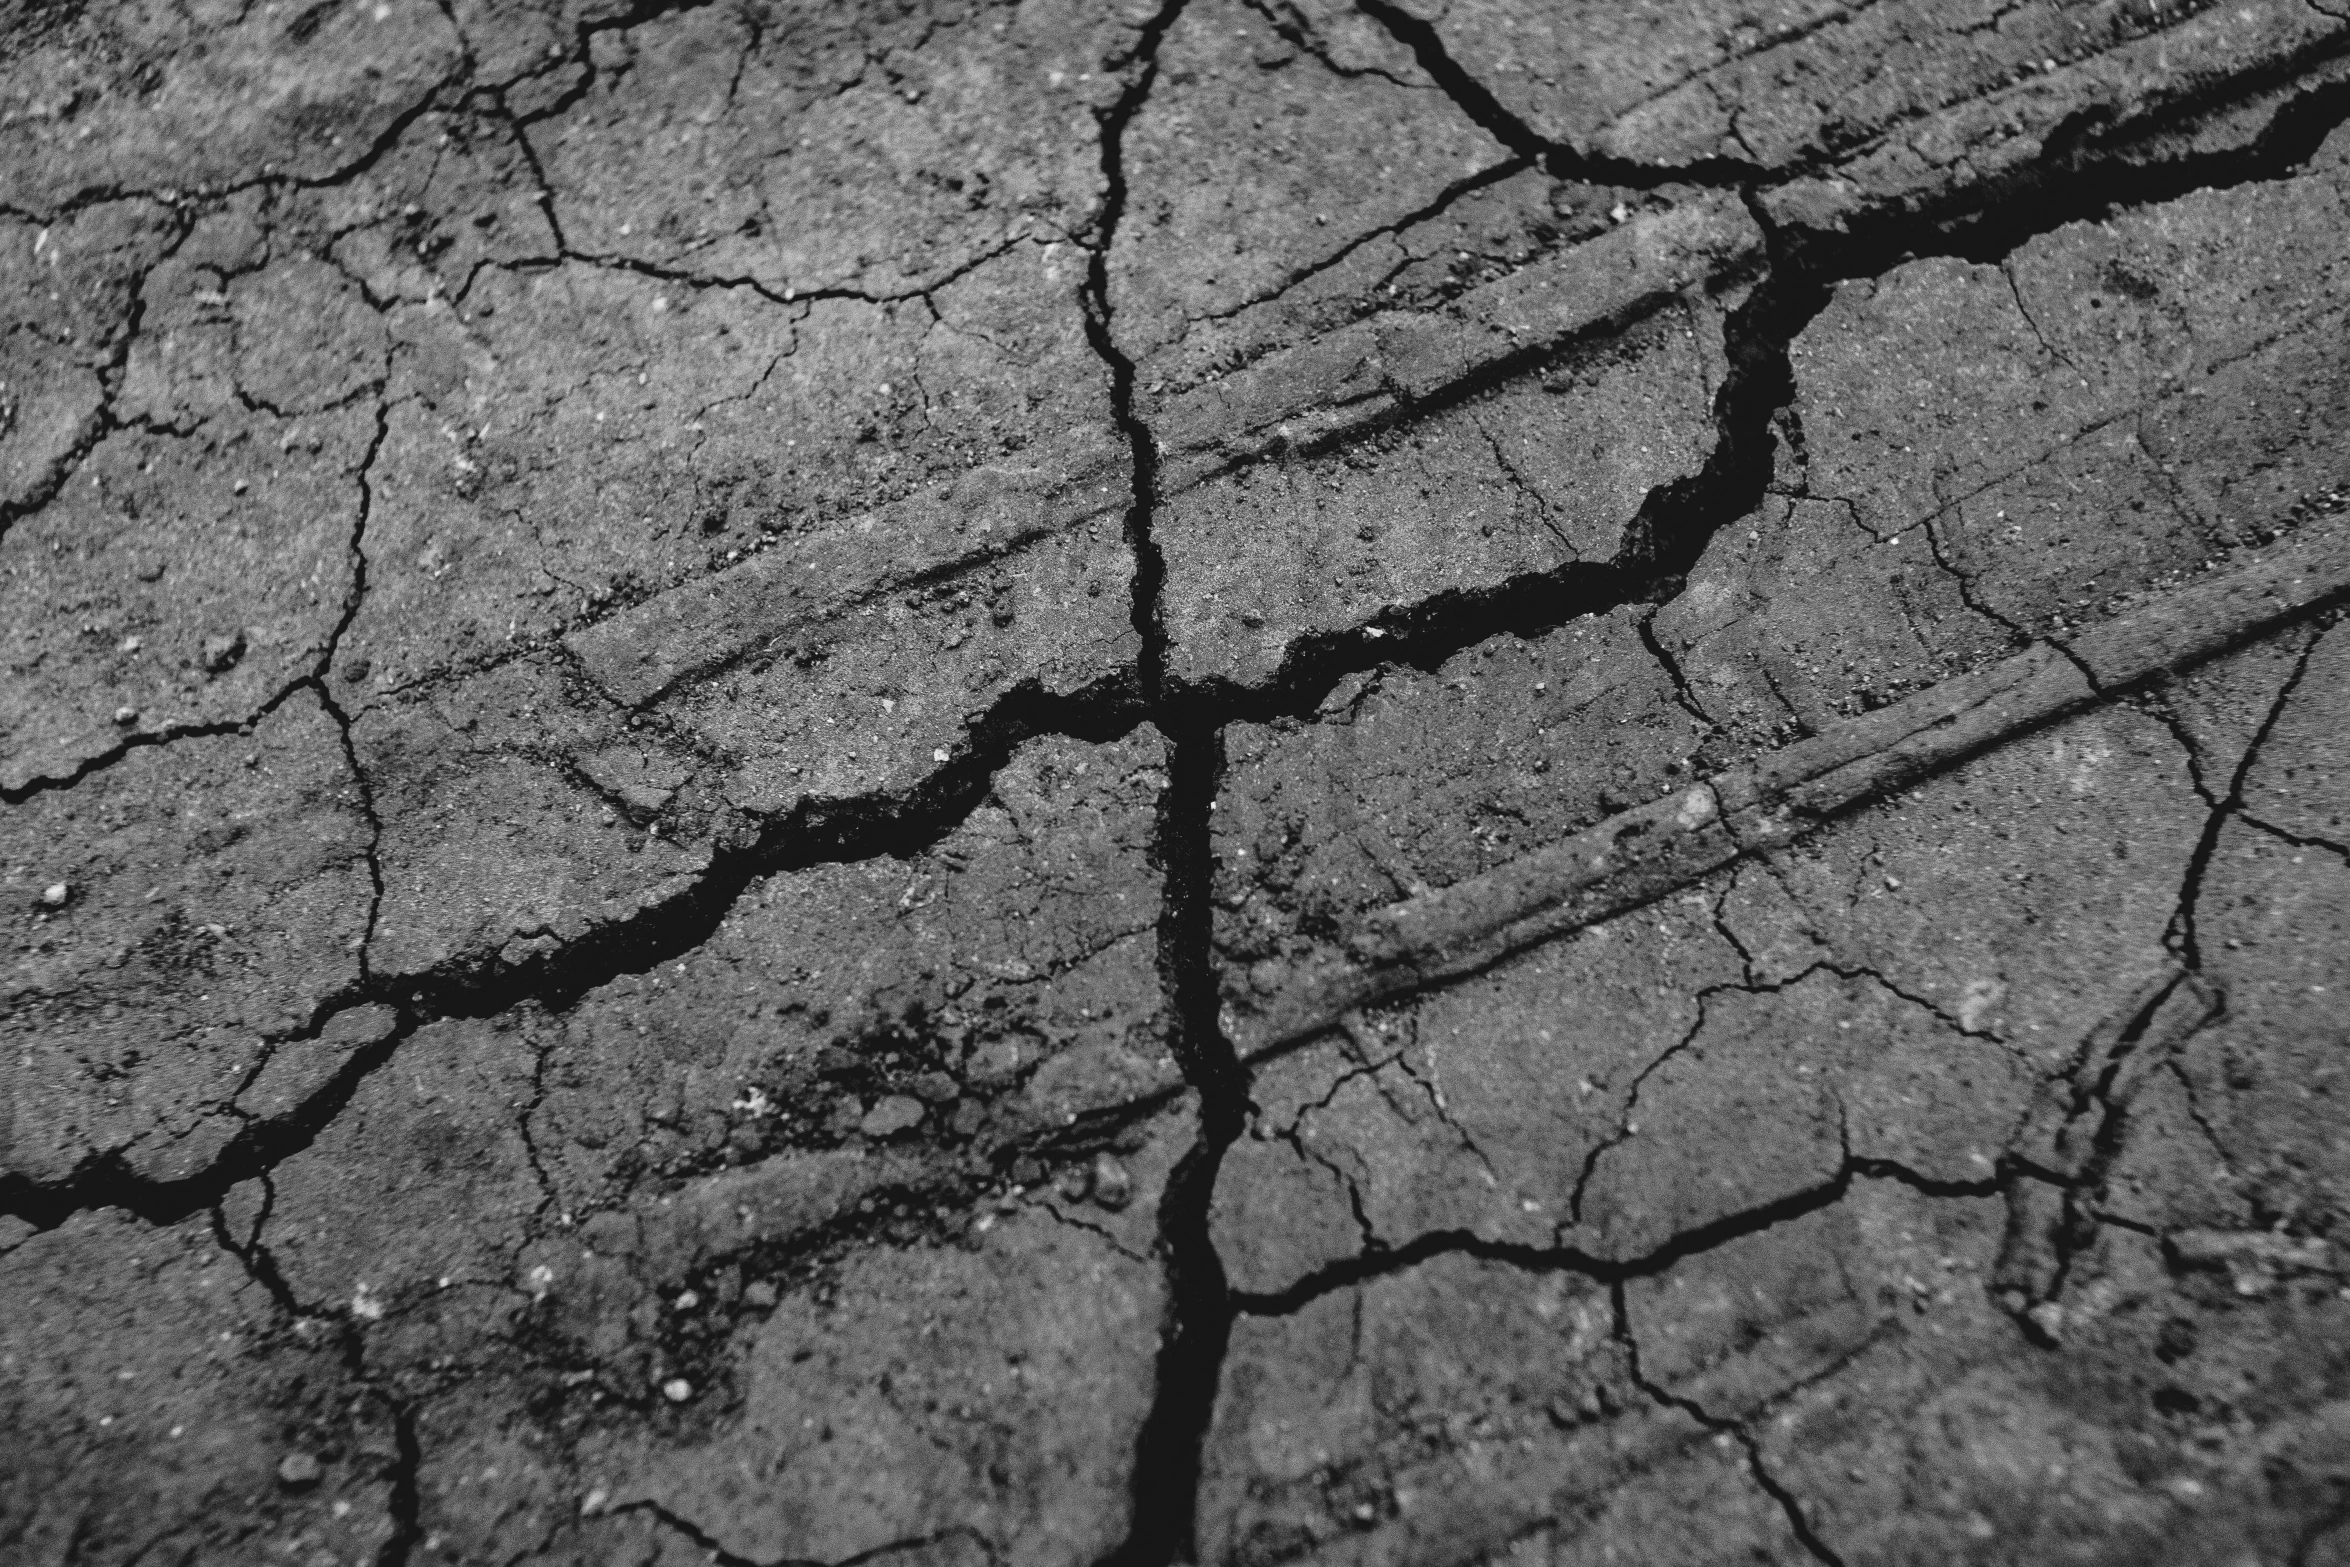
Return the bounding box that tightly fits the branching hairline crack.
[1615,1280,1851,1566]
[1231,1154,2005,1320]
[1184,155,1532,332]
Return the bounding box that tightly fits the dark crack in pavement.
[7,4,2350,1565]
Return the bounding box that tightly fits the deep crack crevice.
[1071,3,1258,1559]
[373,1401,424,1567]
[1166,45,2350,733]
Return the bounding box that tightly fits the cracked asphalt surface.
[5,1,2350,1563]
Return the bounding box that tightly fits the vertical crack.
[1631,192,1810,584]
[1638,609,1718,730]
[373,1399,424,1567]
[1078,0,1185,708]
[310,390,395,983]
[207,1182,424,1567]
[1072,2,1257,1560]
[2166,626,2327,967]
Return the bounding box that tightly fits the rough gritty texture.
[8,4,2350,1566]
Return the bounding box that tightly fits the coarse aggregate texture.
[8,4,2350,1566]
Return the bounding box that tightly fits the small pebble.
[39,883,70,908]
[276,1451,323,1489]
[672,1289,700,1311]
[1090,1154,1133,1211]
[742,1281,778,1310]
[661,1378,694,1403]
[112,706,138,726]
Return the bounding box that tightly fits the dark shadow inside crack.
[1096,713,1245,1567]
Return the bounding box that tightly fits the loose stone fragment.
[1089,1154,1132,1212]
[857,1095,925,1140]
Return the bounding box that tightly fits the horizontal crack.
[0,683,313,804]
[1231,1156,2001,1318]
[0,668,1155,1232]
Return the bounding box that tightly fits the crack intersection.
[11,13,2350,1563]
